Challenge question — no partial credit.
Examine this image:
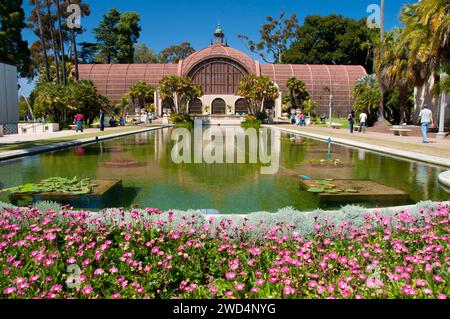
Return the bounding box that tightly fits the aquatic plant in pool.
[0,203,449,299]
[1,177,96,195]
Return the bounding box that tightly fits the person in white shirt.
[359,112,368,134]
[418,105,434,143]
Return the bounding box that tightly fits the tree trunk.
[260,97,265,113]
[375,0,387,127]
[68,0,79,81]
[45,0,60,84]
[174,92,179,113]
[56,0,67,85]
[398,88,408,125]
[35,0,51,82]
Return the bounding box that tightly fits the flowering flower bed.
[0,204,449,299]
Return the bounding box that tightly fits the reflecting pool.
[0,127,448,213]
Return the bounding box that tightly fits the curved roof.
[260,64,366,114]
[181,43,257,75]
[78,64,178,103]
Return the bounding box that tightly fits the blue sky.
[19,0,416,95]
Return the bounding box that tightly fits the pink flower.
[51,284,63,293]
[66,257,76,264]
[225,272,236,280]
[109,267,118,274]
[3,287,16,295]
[93,269,105,276]
[82,258,91,267]
[29,275,40,282]
[209,286,218,294]
[283,286,295,296]
[250,287,259,293]
[255,279,265,286]
[235,283,244,291]
[438,294,447,300]
[111,294,121,299]
[82,285,93,295]
[225,291,234,297]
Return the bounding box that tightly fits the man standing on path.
[348,111,355,134]
[359,112,368,134]
[418,104,434,143]
[100,109,105,131]
[75,113,84,133]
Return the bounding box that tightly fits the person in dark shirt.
[100,109,105,131]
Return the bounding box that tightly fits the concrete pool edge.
[268,125,450,192]
[266,125,450,168]
[0,125,173,162]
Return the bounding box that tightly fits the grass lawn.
[0,127,153,153]
[315,118,350,129]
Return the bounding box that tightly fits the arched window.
[212,98,226,115]
[235,98,248,115]
[188,58,247,95]
[189,98,203,114]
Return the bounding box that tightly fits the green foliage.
[128,81,155,110]
[169,113,193,128]
[133,43,158,63]
[302,99,319,116]
[32,80,108,127]
[0,0,31,76]
[286,77,310,109]
[159,75,203,114]
[284,15,376,72]
[94,8,141,64]
[1,177,96,195]
[158,42,195,63]
[237,74,279,115]
[351,75,381,126]
[238,11,299,63]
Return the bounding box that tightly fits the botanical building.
[79,25,367,118]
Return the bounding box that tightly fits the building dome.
[181,43,257,76]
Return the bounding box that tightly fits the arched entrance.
[212,98,226,115]
[189,98,203,114]
[235,98,248,115]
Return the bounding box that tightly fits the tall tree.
[94,9,141,64]
[77,42,97,63]
[0,0,31,76]
[158,42,195,63]
[133,43,158,63]
[30,0,50,81]
[94,8,121,64]
[284,15,377,72]
[238,11,299,63]
[44,0,60,84]
[377,29,415,124]
[55,0,66,85]
[116,12,141,63]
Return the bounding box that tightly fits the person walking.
[99,109,105,131]
[290,113,296,125]
[348,111,355,134]
[359,112,368,134]
[74,113,84,133]
[418,104,434,143]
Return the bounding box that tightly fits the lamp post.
[436,73,448,140]
[328,94,333,128]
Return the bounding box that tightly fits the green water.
[0,127,448,213]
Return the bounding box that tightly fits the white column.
[275,90,282,119]
[436,73,448,140]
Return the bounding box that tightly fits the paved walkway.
[271,124,450,161]
[0,125,169,161]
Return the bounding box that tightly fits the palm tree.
[377,30,415,124]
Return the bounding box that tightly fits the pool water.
[0,127,448,214]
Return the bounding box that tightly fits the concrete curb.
[438,171,450,189]
[0,126,171,162]
[267,125,450,168]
